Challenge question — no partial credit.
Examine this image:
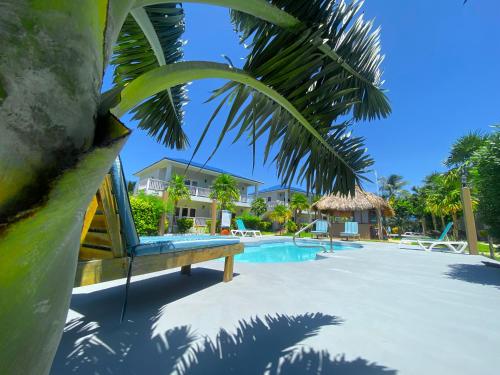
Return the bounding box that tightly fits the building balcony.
[136,178,250,205]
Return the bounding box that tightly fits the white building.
[133,157,263,227]
[250,185,314,223]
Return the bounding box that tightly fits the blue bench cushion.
[133,236,240,256]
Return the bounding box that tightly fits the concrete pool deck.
[51,241,500,375]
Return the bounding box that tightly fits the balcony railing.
[267,200,287,209]
[137,178,250,204]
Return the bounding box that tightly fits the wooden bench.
[75,242,244,287]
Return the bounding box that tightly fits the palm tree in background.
[289,193,310,222]
[378,174,408,200]
[445,131,488,169]
[0,1,391,373]
[251,197,268,217]
[166,174,191,231]
[210,174,240,211]
[269,205,292,235]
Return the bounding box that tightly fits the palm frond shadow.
[446,263,500,289]
[51,268,396,374]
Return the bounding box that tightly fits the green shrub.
[258,221,272,232]
[250,197,268,217]
[129,193,166,235]
[237,212,261,229]
[285,220,298,233]
[177,218,194,233]
[205,219,220,233]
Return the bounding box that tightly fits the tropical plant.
[129,192,168,235]
[409,187,429,234]
[471,128,500,239]
[378,174,408,200]
[269,204,292,234]
[445,131,488,169]
[167,174,191,207]
[285,220,298,234]
[237,212,261,230]
[289,193,310,222]
[0,1,390,373]
[259,221,272,232]
[177,217,194,233]
[210,174,240,211]
[425,170,478,239]
[387,192,417,234]
[166,174,191,231]
[250,197,268,217]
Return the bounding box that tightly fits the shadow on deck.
[51,268,397,374]
[446,263,500,289]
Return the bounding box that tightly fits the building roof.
[253,184,309,195]
[133,157,263,184]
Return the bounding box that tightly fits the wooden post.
[376,208,383,240]
[180,264,191,276]
[461,186,478,255]
[223,255,234,282]
[211,199,217,235]
[328,215,333,252]
[159,190,169,235]
[488,236,495,259]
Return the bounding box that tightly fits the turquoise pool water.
[237,241,362,263]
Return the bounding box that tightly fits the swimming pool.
[237,240,362,263]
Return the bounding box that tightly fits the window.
[175,207,180,217]
[267,196,271,202]
[191,181,198,187]
[184,179,191,186]
[181,208,188,217]
[189,208,196,217]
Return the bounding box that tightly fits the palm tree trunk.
[431,214,437,231]
[421,218,427,235]
[440,216,446,231]
[451,212,459,239]
[0,2,134,374]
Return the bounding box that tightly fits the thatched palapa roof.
[312,186,394,217]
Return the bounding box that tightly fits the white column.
[284,189,289,206]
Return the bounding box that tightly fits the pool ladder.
[293,219,333,253]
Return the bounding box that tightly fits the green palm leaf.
[194,0,389,195]
[112,3,188,148]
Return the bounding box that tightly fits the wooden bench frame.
[75,243,244,287]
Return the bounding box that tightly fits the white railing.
[175,216,211,226]
[188,185,212,198]
[267,200,287,209]
[137,178,249,203]
[148,178,166,191]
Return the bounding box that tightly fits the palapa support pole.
[328,215,333,252]
[211,199,217,235]
[461,186,478,255]
[376,208,383,240]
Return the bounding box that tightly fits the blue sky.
[107,0,500,193]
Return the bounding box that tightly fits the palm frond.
[112,3,188,149]
[195,0,387,195]
[193,1,388,195]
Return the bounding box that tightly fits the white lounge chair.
[400,222,467,253]
[416,239,467,253]
[231,219,262,237]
